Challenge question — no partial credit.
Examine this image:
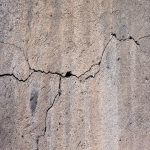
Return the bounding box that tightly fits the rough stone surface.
[0,0,150,150]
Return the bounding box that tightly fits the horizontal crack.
[0,41,22,50]
[0,73,33,82]
[0,69,78,82]
[138,35,150,40]
[1,33,149,82]
[0,36,112,82]
[31,68,78,79]
[111,33,140,45]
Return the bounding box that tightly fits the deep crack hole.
[129,36,132,39]
[129,36,139,45]
[65,71,72,78]
[111,33,116,37]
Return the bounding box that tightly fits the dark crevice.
[138,35,150,40]
[0,35,114,82]
[31,68,78,79]
[81,36,113,80]
[128,36,139,45]
[36,77,61,150]
[0,69,78,82]
[85,75,94,80]
[1,35,113,82]
[111,33,140,45]
[0,72,33,82]
[111,33,116,37]
[34,36,112,81]
[0,35,113,82]
[0,35,111,82]
[1,33,150,82]
[65,71,72,78]
[58,77,61,96]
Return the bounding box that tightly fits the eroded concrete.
[0,0,150,150]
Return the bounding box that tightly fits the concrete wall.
[0,0,150,149]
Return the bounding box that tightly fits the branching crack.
[0,72,33,82]
[2,33,146,82]
[80,36,113,80]
[0,36,113,82]
[0,41,28,59]
[36,77,61,150]
[0,41,22,50]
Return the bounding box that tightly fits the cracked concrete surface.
[0,0,150,150]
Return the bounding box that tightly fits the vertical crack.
[81,36,113,80]
[36,76,61,150]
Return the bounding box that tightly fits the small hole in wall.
[111,33,116,37]
[65,71,72,78]
[129,36,132,39]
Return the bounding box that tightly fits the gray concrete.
[0,0,150,149]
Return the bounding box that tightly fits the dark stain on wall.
[30,89,38,113]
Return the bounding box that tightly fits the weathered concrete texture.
[0,0,150,150]
[0,73,60,150]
